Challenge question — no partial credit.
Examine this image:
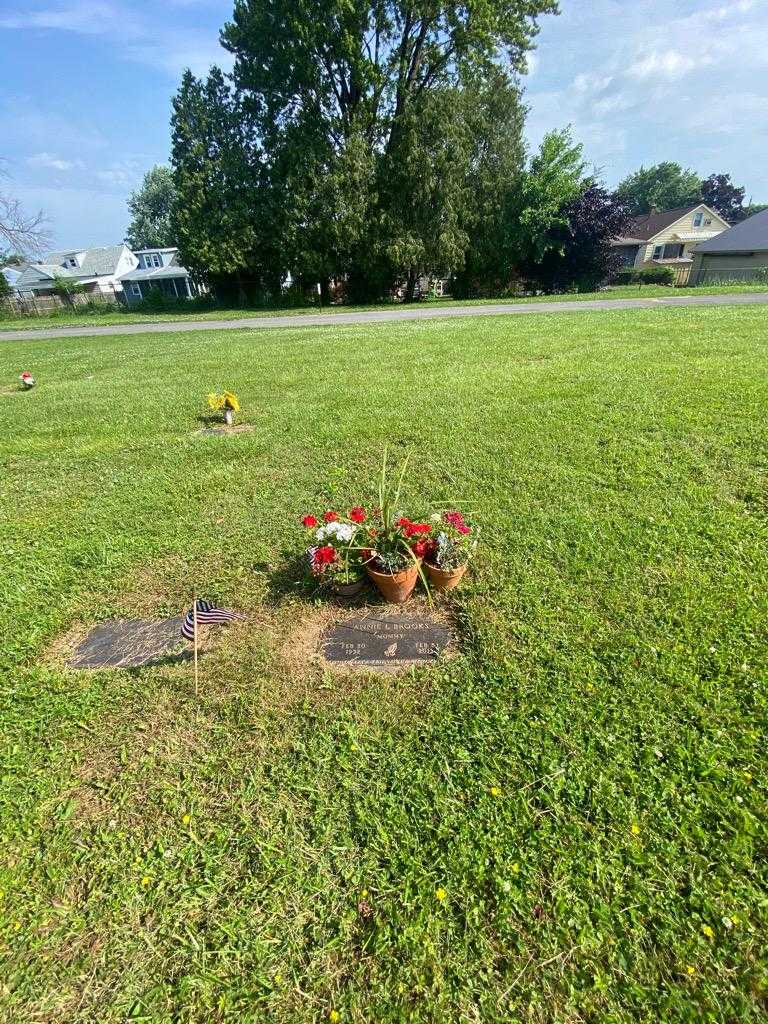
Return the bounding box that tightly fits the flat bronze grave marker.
[322,613,450,671]
[69,617,188,669]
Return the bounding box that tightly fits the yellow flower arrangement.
[207,390,241,413]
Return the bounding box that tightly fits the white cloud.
[0,0,231,78]
[525,0,768,196]
[27,152,84,172]
[628,50,703,80]
[0,1,118,34]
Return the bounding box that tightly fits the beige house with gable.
[612,203,729,283]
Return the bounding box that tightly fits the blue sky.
[1,0,766,250]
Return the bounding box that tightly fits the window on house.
[64,257,78,268]
[693,212,704,227]
[143,253,162,269]
[653,245,663,259]
[130,282,141,297]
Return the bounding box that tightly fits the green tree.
[615,162,701,215]
[511,128,587,264]
[125,165,177,249]
[518,184,631,293]
[171,68,283,304]
[219,0,556,297]
[0,268,11,301]
[451,71,527,297]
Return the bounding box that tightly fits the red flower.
[349,506,366,523]
[396,516,412,530]
[412,539,430,558]
[312,545,336,567]
[323,510,339,523]
[457,524,471,535]
[302,514,318,528]
[410,522,432,536]
[361,548,375,562]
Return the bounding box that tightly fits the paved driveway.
[2,291,767,342]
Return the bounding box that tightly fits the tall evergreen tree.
[171,68,283,303]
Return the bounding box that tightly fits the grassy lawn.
[1,306,767,1022]
[1,281,767,333]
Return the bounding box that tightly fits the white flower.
[316,522,356,543]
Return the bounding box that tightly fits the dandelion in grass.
[489,786,501,797]
[435,887,447,902]
[631,822,641,835]
[182,814,191,826]
[702,924,714,939]
[141,876,152,889]
[329,1011,340,1023]
[686,965,696,976]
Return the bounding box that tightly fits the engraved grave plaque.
[322,614,450,670]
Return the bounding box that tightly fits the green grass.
[1,281,767,332]
[1,306,767,1022]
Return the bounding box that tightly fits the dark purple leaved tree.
[519,185,633,294]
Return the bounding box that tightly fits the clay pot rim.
[366,562,419,581]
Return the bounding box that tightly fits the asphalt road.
[2,291,767,342]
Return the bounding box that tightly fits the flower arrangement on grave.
[422,510,477,591]
[301,508,370,596]
[357,451,434,603]
[207,390,240,426]
[19,371,35,390]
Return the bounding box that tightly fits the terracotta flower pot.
[366,562,419,603]
[331,577,366,597]
[425,561,468,592]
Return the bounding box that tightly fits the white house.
[15,245,138,300]
[612,203,729,278]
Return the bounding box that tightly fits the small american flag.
[181,598,245,641]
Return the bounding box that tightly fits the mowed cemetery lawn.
[1,305,767,1023]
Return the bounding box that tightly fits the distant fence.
[694,265,768,286]
[669,264,692,287]
[1,288,124,318]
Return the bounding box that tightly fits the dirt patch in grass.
[195,423,256,437]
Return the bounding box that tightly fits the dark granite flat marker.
[322,614,450,670]
[69,617,188,669]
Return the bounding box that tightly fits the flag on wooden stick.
[181,599,244,641]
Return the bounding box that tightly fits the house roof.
[16,263,78,287]
[694,208,768,254]
[2,267,21,286]
[46,245,130,277]
[120,264,190,282]
[625,205,703,241]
